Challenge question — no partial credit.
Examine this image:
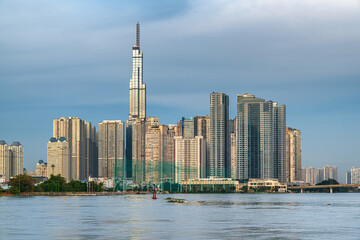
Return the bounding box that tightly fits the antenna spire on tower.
[136,22,140,48]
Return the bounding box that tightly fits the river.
[1,193,359,239]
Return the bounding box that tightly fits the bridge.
[288,184,360,193]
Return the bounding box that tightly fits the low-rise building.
[248,178,287,192]
[181,178,246,192]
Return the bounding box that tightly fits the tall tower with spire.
[126,22,146,179]
[129,22,146,120]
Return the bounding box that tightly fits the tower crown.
[136,22,140,48]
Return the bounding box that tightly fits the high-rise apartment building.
[324,165,338,181]
[0,141,24,180]
[98,120,124,179]
[194,116,210,178]
[230,132,237,179]
[130,118,147,184]
[47,137,70,181]
[181,117,195,138]
[209,92,230,178]
[36,160,47,177]
[350,167,360,184]
[145,125,168,185]
[174,136,205,183]
[131,117,159,185]
[303,167,316,185]
[165,125,178,183]
[53,117,97,180]
[230,117,237,179]
[10,142,24,177]
[346,171,352,184]
[0,141,11,180]
[286,127,302,182]
[237,94,286,182]
[315,168,324,184]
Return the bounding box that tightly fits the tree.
[9,175,35,193]
[316,179,339,185]
[39,174,67,192]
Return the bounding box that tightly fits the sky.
[0,0,359,182]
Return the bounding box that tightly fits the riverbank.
[0,191,151,197]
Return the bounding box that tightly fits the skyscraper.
[0,140,11,180]
[53,117,97,180]
[286,127,302,182]
[129,22,146,120]
[350,167,360,184]
[194,115,210,178]
[209,92,230,178]
[9,142,24,177]
[324,165,338,181]
[174,136,205,183]
[98,120,125,179]
[315,168,324,184]
[230,132,237,179]
[0,140,24,180]
[145,125,168,185]
[236,94,286,182]
[303,167,316,185]
[126,22,147,180]
[181,117,195,138]
[346,170,352,184]
[47,137,70,181]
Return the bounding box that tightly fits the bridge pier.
[301,189,304,193]
[330,187,333,194]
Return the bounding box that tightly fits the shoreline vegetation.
[1,191,359,197]
[1,175,359,197]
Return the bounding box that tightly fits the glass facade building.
[209,92,230,178]
[236,94,286,182]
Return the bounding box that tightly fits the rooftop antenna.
[136,22,140,48]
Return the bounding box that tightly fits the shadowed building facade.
[209,92,230,178]
[237,94,286,182]
[98,120,124,180]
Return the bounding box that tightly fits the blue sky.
[0,0,359,182]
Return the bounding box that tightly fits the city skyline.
[1,1,359,183]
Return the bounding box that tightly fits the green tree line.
[6,174,103,194]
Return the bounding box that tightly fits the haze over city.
[1,0,359,182]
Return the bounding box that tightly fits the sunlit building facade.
[53,117,97,180]
[47,137,70,181]
[174,136,205,183]
[286,127,302,182]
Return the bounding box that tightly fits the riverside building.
[236,94,286,182]
[0,141,24,180]
[53,117,97,180]
[349,167,360,184]
[209,92,230,178]
[302,167,316,185]
[286,127,302,182]
[98,120,125,179]
[47,137,70,181]
[174,136,206,183]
